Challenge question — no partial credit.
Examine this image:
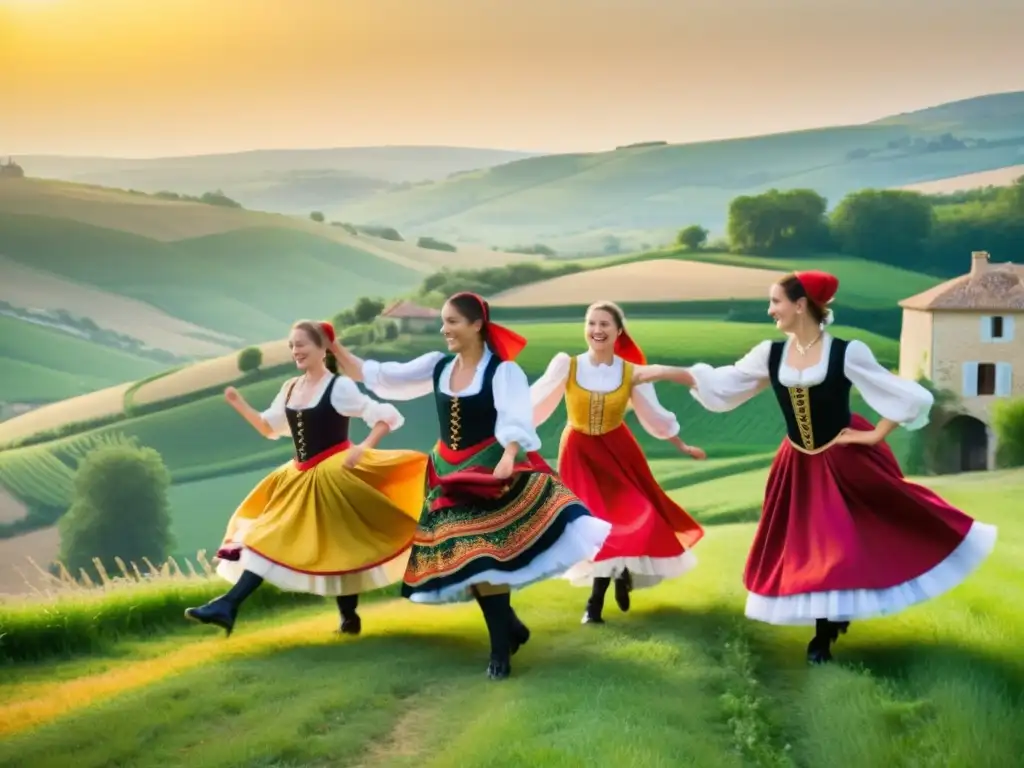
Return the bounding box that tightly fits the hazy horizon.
[4,0,1024,157]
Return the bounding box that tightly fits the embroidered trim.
[787,386,814,450]
[449,396,462,450]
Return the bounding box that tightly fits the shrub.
[58,444,173,581]
[417,236,457,252]
[310,211,325,222]
[992,397,1024,467]
[237,345,263,373]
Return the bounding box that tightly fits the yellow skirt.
[215,446,428,596]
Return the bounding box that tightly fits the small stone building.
[898,251,1024,471]
[379,300,440,334]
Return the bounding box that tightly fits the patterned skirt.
[401,437,611,604]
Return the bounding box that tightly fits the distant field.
[601,251,944,310]
[897,164,1024,194]
[0,315,160,403]
[0,179,543,348]
[490,259,786,307]
[0,255,239,357]
[130,339,294,407]
[0,525,58,595]
[0,382,134,444]
[332,94,1024,244]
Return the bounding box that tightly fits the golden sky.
[2,0,1023,156]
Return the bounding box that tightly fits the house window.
[977,363,996,396]
[991,316,1004,339]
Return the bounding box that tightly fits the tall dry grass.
[0,550,325,664]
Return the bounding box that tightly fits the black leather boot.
[474,592,530,656]
[185,570,264,636]
[336,593,361,635]
[614,569,633,613]
[582,577,610,624]
[807,618,848,664]
[477,593,513,680]
[508,605,531,656]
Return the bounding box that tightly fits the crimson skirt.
[745,414,997,625]
[558,423,704,589]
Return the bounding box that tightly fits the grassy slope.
[0,316,161,402]
[0,469,1020,767]
[336,94,1024,244]
[0,179,540,346]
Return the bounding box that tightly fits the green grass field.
[0,315,162,402]
[1,467,1020,767]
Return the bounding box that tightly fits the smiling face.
[767,283,805,333]
[440,300,483,353]
[288,326,325,371]
[585,307,621,354]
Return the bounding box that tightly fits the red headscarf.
[318,321,337,344]
[450,292,527,362]
[794,271,839,307]
[614,330,646,365]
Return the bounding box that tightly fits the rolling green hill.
[331,91,1024,251]
[0,315,162,403]
[0,178,539,353]
[18,146,540,215]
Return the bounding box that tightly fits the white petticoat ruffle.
[214,518,411,597]
[562,550,699,589]
[745,520,998,625]
[407,516,613,605]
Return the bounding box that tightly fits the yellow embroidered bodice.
[564,356,633,435]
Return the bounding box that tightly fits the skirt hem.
[562,551,699,588]
[405,516,612,604]
[744,520,997,625]
[217,546,410,597]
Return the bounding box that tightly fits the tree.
[332,308,356,328]
[237,346,263,373]
[992,397,1024,468]
[676,225,708,250]
[58,444,173,580]
[310,211,325,223]
[727,189,830,254]
[830,189,934,267]
[353,296,386,324]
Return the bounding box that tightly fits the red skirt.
[745,414,997,625]
[557,423,704,588]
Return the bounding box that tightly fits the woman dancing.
[185,320,427,637]
[331,292,611,679]
[530,301,706,624]
[637,271,997,663]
